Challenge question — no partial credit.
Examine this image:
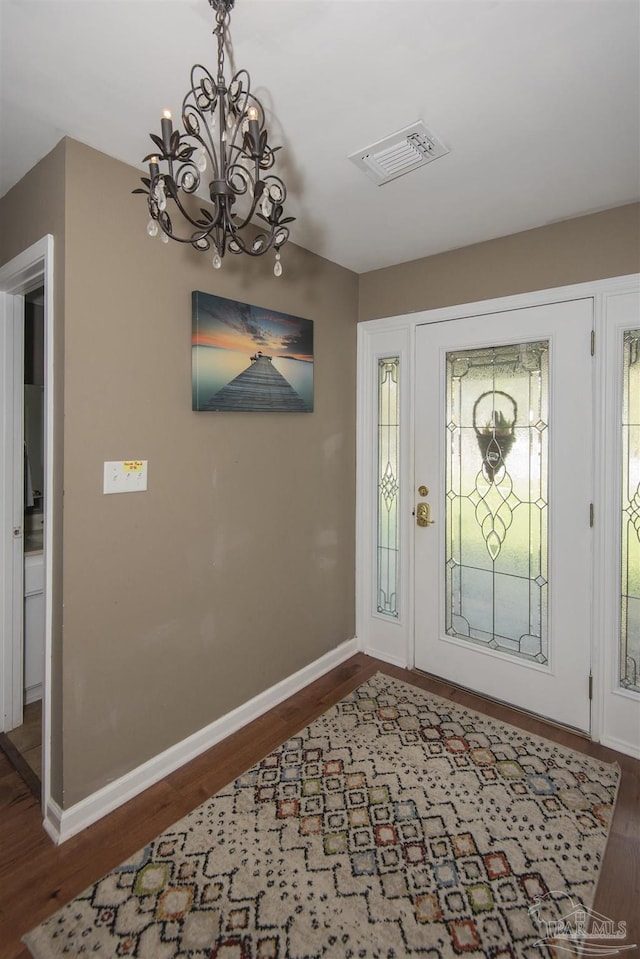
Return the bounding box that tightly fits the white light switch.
[104,460,148,494]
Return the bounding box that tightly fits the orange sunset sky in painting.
[192,291,313,363]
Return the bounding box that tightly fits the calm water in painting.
[192,346,313,410]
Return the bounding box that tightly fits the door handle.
[416,502,435,527]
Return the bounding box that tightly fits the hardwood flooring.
[0,702,42,802]
[0,654,638,959]
[5,702,42,780]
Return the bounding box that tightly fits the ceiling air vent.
[348,121,449,186]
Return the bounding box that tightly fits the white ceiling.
[1,0,639,274]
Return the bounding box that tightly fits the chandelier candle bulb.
[246,105,260,155]
[161,110,173,151]
[149,156,159,178]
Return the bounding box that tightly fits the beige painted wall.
[61,141,358,805]
[358,203,640,320]
[0,140,67,802]
[2,138,358,807]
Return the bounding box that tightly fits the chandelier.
[134,0,294,277]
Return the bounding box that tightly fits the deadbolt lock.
[418,485,429,497]
[416,502,435,527]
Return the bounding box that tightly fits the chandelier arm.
[171,195,222,234]
[153,203,216,251]
[217,82,228,184]
[225,225,275,256]
[173,159,202,196]
[184,65,221,181]
[258,144,278,172]
[225,70,261,184]
[153,176,225,241]
[158,225,212,247]
[224,162,260,228]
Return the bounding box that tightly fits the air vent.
[348,121,449,186]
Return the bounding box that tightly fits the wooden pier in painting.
[206,355,308,411]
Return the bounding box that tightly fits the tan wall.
[358,203,640,320]
[0,141,67,803]
[3,139,358,807]
[59,141,357,805]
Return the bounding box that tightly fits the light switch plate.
[104,460,148,494]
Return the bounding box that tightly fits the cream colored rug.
[24,673,620,958]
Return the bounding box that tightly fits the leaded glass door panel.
[414,299,593,732]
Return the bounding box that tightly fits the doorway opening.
[0,235,54,817]
[0,286,45,797]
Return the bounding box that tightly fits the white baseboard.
[599,733,640,760]
[25,683,42,705]
[43,796,63,843]
[362,644,408,669]
[44,638,358,844]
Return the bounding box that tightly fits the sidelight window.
[376,357,400,618]
[620,330,640,694]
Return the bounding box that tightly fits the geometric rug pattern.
[24,673,620,958]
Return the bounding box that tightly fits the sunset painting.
[192,291,314,412]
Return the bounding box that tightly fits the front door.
[414,299,594,732]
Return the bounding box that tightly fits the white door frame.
[0,283,25,732]
[356,273,640,755]
[0,235,54,809]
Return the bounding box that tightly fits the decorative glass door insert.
[446,341,549,664]
[621,329,640,694]
[377,357,400,618]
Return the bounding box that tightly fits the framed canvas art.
[192,291,314,412]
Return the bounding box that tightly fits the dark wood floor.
[0,701,42,801]
[1,654,638,959]
[5,701,42,779]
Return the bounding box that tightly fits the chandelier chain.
[214,3,228,81]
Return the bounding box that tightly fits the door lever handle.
[416,502,435,527]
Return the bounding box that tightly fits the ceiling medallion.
[134,0,294,277]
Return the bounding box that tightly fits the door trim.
[0,289,24,730]
[0,235,54,812]
[356,273,640,753]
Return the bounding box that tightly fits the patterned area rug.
[24,673,620,959]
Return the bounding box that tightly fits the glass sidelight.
[445,341,549,663]
[620,330,640,694]
[377,357,400,618]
